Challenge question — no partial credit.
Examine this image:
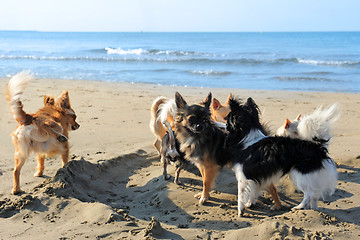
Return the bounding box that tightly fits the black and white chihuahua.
[225,97,338,216]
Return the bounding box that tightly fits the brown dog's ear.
[175,92,187,109]
[212,98,221,110]
[44,95,55,106]
[225,93,233,105]
[284,119,291,129]
[57,91,71,109]
[203,92,212,109]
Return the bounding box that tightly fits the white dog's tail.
[149,96,169,140]
[298,103,340,145]
[6,71,33,125]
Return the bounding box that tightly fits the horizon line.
[1,30,360,33]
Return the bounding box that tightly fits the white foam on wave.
[105,47,146,55]
[298,59,358,66]
[190,70,232,76]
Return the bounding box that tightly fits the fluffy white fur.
[149,96,175,153]
[290,158,338,209]
[149,96,168,136]
[7,71,33,121]
[240,129,266,149]
[276,104,340,148]
[158,98,177,124]
[212,120,227,129]
[233,163,284,216]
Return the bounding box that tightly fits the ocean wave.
[0,54,278,64]
[275,76,341,82]
[2,54,358,68]
[189,70,232,76]
[297,59,360,66]
[104,47,206,57]
[105,47,146,55]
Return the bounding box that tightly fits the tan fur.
[268,184,282,210]
[210,93,232,123]
[6,72,80,194]
[193,155,220,204]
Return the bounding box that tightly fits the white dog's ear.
[296,114,301,121]
[175,92,187,109]
[284,119,291,129]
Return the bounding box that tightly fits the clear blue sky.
[1,0,359,32]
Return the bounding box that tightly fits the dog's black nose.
[72,123,80,130]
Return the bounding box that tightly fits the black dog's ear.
[228,97,242,111]
[245,97,260,120]
[175,92,187,109]
[202,92,212,108]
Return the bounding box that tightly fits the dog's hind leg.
[161,156,171,180]
[293,191,313,210]
[153,138,161,154]
[174,162,184,185]
[310,193,320,210]
[34,153,45,177]
[13,152,26,194]
[269,184,282,210]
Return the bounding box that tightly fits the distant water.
[0,31,359,93]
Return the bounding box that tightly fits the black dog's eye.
[188,116,196,123]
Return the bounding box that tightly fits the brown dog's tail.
[149,96,169,140]
[6,71,34,125]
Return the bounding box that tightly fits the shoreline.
[0,77,359,239]
[4,76,360,94]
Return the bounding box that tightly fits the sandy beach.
[0,77,359,239]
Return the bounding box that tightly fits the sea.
[0,31,359,93]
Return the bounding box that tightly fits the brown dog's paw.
[34,171,44,177]
[12,188,24,195]
[194,192,202,199]
[270,204,282,211]
[194,192,209,204]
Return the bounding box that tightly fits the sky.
[1,0,359,32]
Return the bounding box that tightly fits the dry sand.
[0,77,359,239]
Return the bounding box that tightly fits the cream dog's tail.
[149,96,169,140]
[6,71,34,125]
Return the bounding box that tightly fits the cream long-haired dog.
[6,71,80,194]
